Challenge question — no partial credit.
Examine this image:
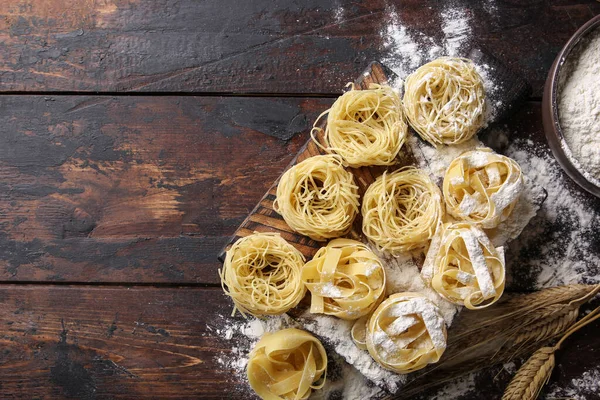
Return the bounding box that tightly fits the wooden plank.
[0,285,598,399]
[0,285,243,399]
[0,0,598,96]
[0,95,332,283]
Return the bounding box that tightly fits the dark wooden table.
[1,1,599,399]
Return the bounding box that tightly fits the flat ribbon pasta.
[273,155,360,241]
[247,328,327,400]
[422,222,505,310]
[443,148,524,229]
[311,83,408,167]
[301,238,386,320]
[362,167,443,255]
[403,57,485,146]
[220,233,306,317]
[364,292,447,373]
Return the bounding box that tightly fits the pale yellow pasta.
[403,57,485,146]
[220,233,306,317]
[365,292,447,373]
[247,328,327,400]
[301,238,386,320]
[351,315,369,350]
[362,167,443,255]
[443,148,524,229]
[311,83,408,167]
[421,222,505,310]
[273,155,359,241]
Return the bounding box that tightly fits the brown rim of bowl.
[542,14,600,198]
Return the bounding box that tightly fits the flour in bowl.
[558,26,600,186]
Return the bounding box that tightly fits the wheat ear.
[502,305,600,400]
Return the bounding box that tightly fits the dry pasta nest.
[301,238,386,320]
[274,154,360,241]
[403,57,486,146]
[443,148,524,229]
[247,328,327,400]
[220,232,306,317]
[362,167,443,255]
[422,222,505,310]
[352,292,447,374]
[312,83,408,167]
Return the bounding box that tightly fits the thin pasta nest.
[443,148,524,229]
[301,238,386,320]
[362,292,447,373]
[403,57,485,146]
[220,232,306,317]
[247,328,327,400]
[274,155,359,241]
[312,83,408,167]
[362,167,442,255]
[422,222,505,310]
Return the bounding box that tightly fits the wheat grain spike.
[501,347,555,400]
[514,307,579,345]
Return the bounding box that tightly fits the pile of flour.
[558,26,600,186]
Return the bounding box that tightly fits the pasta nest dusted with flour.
[220,233,306,317]
[358,292,447,373]
[247,328,327,400]
[301,238,386,320]
[274,155,359,241]
[362,167,442,255]
[421,222,505,310]
[443,148,524,229]
[312,83,408,167]
[403,57,485,146]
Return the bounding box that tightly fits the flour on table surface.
[441,5,472,57]
[545,368,600,400]
[211,313,296,392]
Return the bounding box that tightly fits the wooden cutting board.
[218,48,532,262]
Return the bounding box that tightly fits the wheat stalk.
[502,304,600,400]
[502,347,555,400]
[513,307,579,345]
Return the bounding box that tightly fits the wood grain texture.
[0,95,332,283]
[0,0,598,96]
[0,285,243,399]
[0,285,597,399]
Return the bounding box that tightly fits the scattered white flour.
[380,5,437,79]
[545,368,600,400]
[212,313,295,387]
[483,130,600,289]
[332,1,344,24]
[558,27,600,186]
[429,372,478,400]
[441,6,472,57]
[482,0,498,15]
[312,356,384,400]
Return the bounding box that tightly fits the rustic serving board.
[218,48,532,262]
